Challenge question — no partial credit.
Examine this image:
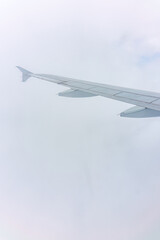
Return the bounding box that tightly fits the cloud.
[1,0,160,240]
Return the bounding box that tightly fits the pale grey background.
[1,0,160,239]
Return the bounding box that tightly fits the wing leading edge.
[17,66,160,118]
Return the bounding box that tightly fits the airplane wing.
[17,66,160,118]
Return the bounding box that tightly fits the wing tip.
[16,66,32,82]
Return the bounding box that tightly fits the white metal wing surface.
[17,66,160,118]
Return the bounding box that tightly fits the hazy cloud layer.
[0,0,160,240]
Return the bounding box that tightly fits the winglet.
[16,66,32,82]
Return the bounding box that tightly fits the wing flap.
[90,86,120,95]
[115,92,157,103]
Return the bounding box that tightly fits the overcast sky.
[1,0,160,239]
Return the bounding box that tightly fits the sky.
[1,0,160,239]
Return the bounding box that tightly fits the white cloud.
[1,0,160,240]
